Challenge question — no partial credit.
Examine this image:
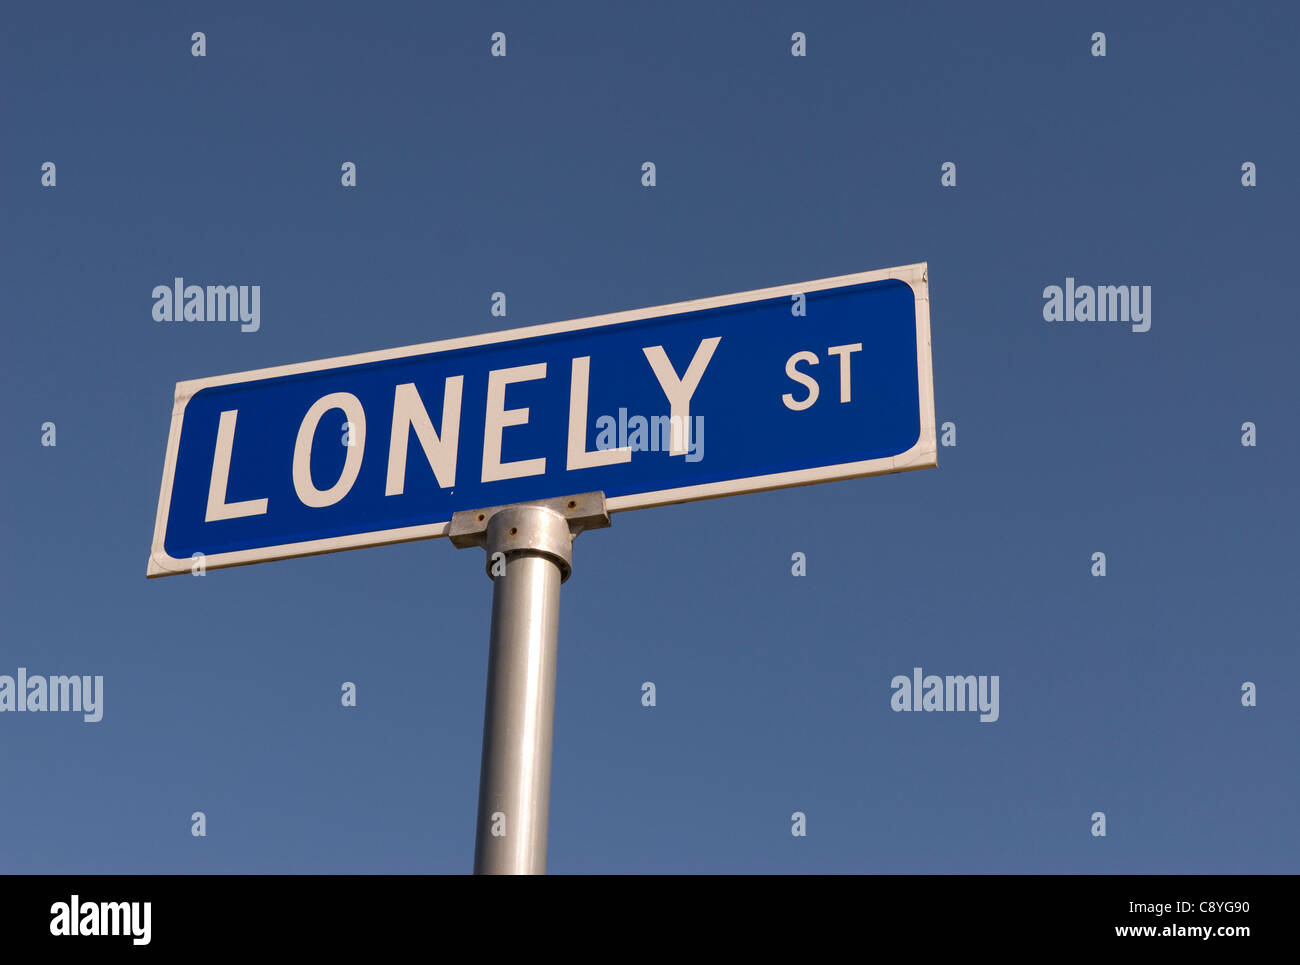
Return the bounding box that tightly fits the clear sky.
[2,0,1296,873]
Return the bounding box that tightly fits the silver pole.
[449,492,609,875]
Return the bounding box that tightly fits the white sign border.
[148,262,936,577]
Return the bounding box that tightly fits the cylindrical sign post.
[450,493,609,875]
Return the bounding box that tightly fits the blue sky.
[2,0,1296,873]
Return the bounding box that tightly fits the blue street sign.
[148,264,936,576]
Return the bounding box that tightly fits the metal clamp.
[449,491,610,583]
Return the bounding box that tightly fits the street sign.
[147,262,935,577]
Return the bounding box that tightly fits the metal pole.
[449,492,609,875]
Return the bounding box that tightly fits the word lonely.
[205,338,719,521]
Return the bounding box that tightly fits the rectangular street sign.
[147,262,936,577]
